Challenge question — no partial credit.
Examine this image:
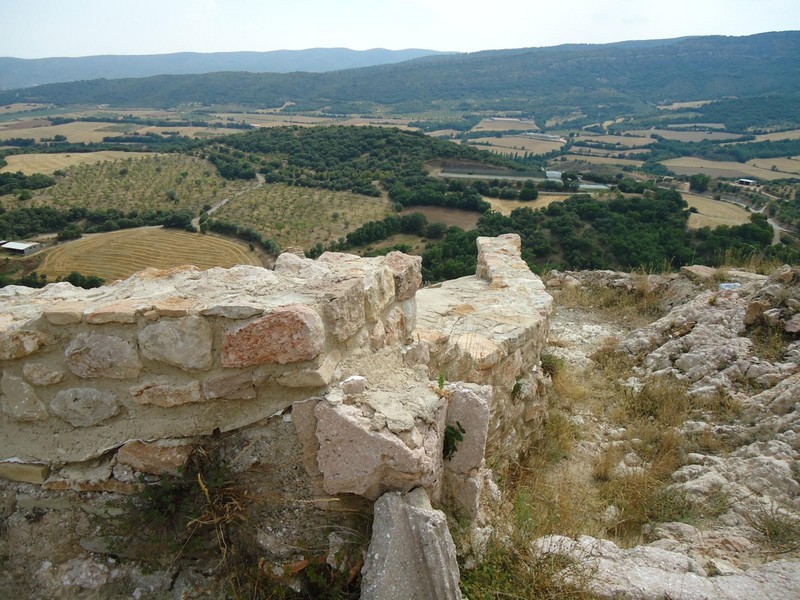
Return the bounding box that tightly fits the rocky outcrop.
[535,535,800,600]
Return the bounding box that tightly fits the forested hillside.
[3,32,797,124]
[0,48,446,89]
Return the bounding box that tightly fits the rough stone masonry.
[0,234,554,598]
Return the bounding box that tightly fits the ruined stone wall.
[0,250,421,487]
[0,235,554,597]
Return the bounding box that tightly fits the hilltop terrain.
[0,48,448,90]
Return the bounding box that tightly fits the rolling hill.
[1,32,798,125]
[0,48,448,89]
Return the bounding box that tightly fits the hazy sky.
[2,0,799,58]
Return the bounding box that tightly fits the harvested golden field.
[37,228,262,282]
[0,121,117,144]
[135,125,228,139]
[472,118,539,132]
[31,154,246,214]
[562,154,644,167]
[466,136,564,156]
[212,183,392,249]
[215,112,333,127]
[575,134,652,147]
[339,117,413,129]
[752,129,800,142]
[661,157,790,180]
[682,193,751,229]
[628,129,741,142]
[0,103,51,115]
[657,100,713,110]
[0,151,155,175]
[486,194,572,215]
[400,206,481,229]
[746,157,800,175]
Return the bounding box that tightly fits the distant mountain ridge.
[0,48,449,89]
[1,32,798,125]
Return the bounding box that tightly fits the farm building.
[1,241,42,256]
[546,170,563,180]
[737,178,757,186]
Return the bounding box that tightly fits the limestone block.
[202,371,256,400]
[86,298,147,324]
[139,316,213,371]
[149,297,196,318]
[315,401,439,500]
[476,233,522,283]
[369,320,386,350]
[43,301,88,325]
[341,375,367,396]
[383,306,407,346]
[363,267,396,322]
[1,372,48,421]
[0,462,50,484]
[116,440,192,475]
[400,298,417,336]
[292,398,322,476]
[786,314,800,334]
[131,380,203,407]
[361,488,462,600]
[444,384,491,475]
[276,351,340,388]
[222,304,325,367]
[51,388,120,427]
[22,363,65,386]
[65,332,142,379]
[385,251,422,301]
[403,341,430,367]
[320,279,366,342]
[0,329,47,360]
[680,265,718,281]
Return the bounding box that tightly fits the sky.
[1,0,799,59]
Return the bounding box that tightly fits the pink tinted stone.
[222,304,325,367]
[116,441,192,476]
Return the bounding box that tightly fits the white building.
[1,241,43,256]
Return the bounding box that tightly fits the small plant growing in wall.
[443,421,466,461]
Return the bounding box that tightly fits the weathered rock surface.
[50,388,119,427]
[535,535,800,600]
[139,316,213,371]
[64,332,142,379]
[361,488,462,600]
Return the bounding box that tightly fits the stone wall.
[0,250,421,487]
[0,234,554,597]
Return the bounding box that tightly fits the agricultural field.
[37,227,262,282]
[657,100,713,110]
[681,193,751,229]
[0,103,51,115]
[751,129,800,142]
[472,118,539,132]
[29,154,246,214]
[0,151,155,175]
[400,206,481,230]
[211,183,392,249]
[627,128,742,142]
[0,120,121,144]
[560,154,644,167]
[575,134,652,147]
[465,136,564,156]
[661,157,792,180]
[485,194,573,215]
[213,112,334,127]
[746,157,800,175]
